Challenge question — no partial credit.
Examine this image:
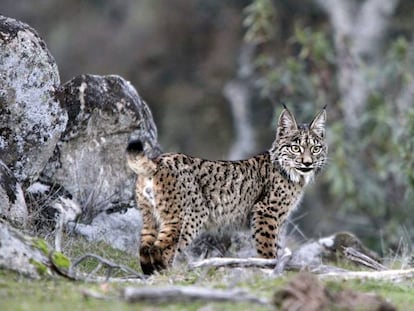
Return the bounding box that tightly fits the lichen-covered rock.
[0,220,51,278]
[0,161,27,227]
[0,15,67,185]
[42,74,159,247]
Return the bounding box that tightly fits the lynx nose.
[303,160,313,167]
[302,152,313,167]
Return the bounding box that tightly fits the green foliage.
[325,38,414,249]
[250,23,335,118]
[243,0,276,44]
[400,109,414,196]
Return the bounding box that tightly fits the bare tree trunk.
[315,0,399,129]
[224,44,257,160]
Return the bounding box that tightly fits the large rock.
[0,15,67,185]
[43,74,160,225]
[0,161,27,227]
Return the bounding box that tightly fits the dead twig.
[122,286,269,305]
[319,268,414,282]
[189,257,278,269]
[69,253,144,281]
[189,257,349,275]
[343,247,387,271]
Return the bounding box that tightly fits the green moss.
[29,258,49,276]
[32,238,49,256]
[51,252,71,270]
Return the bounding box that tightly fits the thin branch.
[189,256,349,276]
[189,257,278,269]
[343,247,387,271]
[319,268,414,281]
[122,286,269,305]
[69,253,144,280]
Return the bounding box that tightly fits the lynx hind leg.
[135,176,159,274]
[146,195,186,272]
[251,202,284,259]
[150,205,206,269]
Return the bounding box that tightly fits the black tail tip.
[126,139,144,154]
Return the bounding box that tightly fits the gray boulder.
[44,74,160,213]
[70,208,142,254]
[40,74,160,250]
[0,15,158,253]
[0,15,67,185]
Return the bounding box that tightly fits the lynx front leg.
[252,202,287,259]
[171,208,208,264]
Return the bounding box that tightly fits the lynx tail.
[126,140,157,176]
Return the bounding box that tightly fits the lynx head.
[270,106,327,184]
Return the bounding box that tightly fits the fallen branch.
[69,253,144,281]
[189,257,277,269]
[122,286,268,305]
[319,268,414,282]
[189,256,348,275]
[343,247,387,271]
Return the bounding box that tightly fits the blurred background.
[2,0,414,256]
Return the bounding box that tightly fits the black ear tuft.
[126,139,144,154]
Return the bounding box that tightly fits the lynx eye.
[311,145,322,154]
[290,145,301,153]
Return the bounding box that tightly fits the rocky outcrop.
[0,15,67,185]
[0,161,27,227]
[42,74,160,217]
[0,15,161,255]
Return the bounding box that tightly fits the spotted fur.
[127,107,327,274]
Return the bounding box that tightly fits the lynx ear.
[309,107,326,138]
[277,107,298,137]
